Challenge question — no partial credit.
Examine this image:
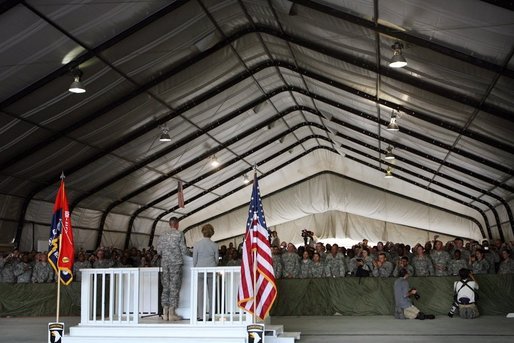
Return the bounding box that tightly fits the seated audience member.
[430,239,450,276]
[281,243,300,278]
[31,253,54,283]
[393,268,435,320]
[498,249,514,274]
[14,253,33,283]
[372,252,393,277]
[325,244,346,278]
[392,256,414,278]
[448,268,479,319]
[470,249,489,275]
[412,245,434,276]
[299,250,313,278]
[309,252,325,278]
[448,250,468,276]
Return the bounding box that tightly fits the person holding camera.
[393,268,435,320]
[448,268,479,319]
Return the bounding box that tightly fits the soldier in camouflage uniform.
[14,253,32,283]
[309,252,325,278]
[156,217,189,321]
[447,250,469,276]
[471,249,489,274]
[392,256,415,277]
[498,250,514,274]
[430,240,451,276]
[299,251,312,278]
[281,243,300,278]
[372,252,393,277]
[412,245,434,276]
[1,250,19,283]
[73,252,92,282]
[31,253,54,283]
[450,238,471,262]
[271,246,283,279]
[92,248,114,268]
[315,242,327,262]
[324,244,346,277]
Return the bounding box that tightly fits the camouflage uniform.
[392,264,414,278]
[93,258,114,268]
[31,261,54,283]
[0,260,16,283]
[483,251,497,273]
[14,261,32,283]
[73,260,92,282]
[372,261,393,277]
[281,252,300,278]
[472,259,489,274]
[272,254,283,279]
[156,229,189,308]
[309,261,325,278]
[412,255,434,276]
[299,259,313,278]
[325,254,346,277]
[448,259,469,276]
[498,259,514,274]
[430,250,451,276]
[450,248,471,262]
[226,259,241,266]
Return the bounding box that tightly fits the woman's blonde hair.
[201,224,215,238]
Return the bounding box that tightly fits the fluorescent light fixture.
[385,146,395,160]
[384,167,393,179]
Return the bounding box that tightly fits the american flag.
[237,173,277,320]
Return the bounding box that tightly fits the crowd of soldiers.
[269,236,514,279]
[2,235,513,284]
[0,246,161,283]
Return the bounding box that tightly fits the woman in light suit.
[193,224,219,320]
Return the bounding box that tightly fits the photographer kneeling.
[448,268,479,319]
[394,268,435,320]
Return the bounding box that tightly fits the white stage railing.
[80,268,160,325]
[191,266,252,326]
[80,266,251,327]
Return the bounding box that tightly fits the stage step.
[66,324,247,343]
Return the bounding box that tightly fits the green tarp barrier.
[1,275,513,317]
[271,274,514,316]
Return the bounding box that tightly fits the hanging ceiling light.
[387,110,400,131]
[385,146,395,160]
[242,174,250,184]
[68,68,86,93]
[389,42,407,68]
[159,126,171,142]
[210,155,220,167]
[384,167,394,179]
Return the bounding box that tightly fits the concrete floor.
[1,315,513,343]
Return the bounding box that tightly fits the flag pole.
[56,231,63,323]
[55,172,65,323]
[252,167,257,323]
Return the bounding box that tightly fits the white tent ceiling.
[0,0,513,251]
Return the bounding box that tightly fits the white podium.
[176,256,192,319]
